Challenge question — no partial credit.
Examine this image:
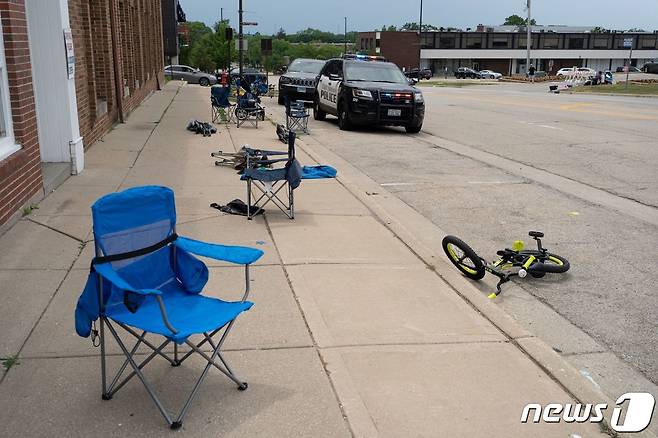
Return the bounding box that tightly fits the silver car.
[479,70,502,80]
[164,65,217,86]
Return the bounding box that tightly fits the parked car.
[314,54,424,133]
[615,66,642,73]
[454,67,481,79]
[278,58,326,105]
[164,65,217,86]
[644,62,658,74]
[405,68,433,80]
[229,68,268,87]
[479,70,502,80]
[556,67,595,77]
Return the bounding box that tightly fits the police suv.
[313,55,425,133]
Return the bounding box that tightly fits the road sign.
[623,38,633,48]
[241,21,258,26]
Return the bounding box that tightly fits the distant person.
[528,64,536,83]
[595,70,603,85]
[444,66,449,79]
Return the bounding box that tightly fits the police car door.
[319,60,341,112]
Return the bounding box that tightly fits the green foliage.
[400,22,439,31]
[591,27,609,33]
[503,14,536,26]
[179,22,349,73]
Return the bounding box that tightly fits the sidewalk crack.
[24,218,85,244]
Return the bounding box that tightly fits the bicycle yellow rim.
[447,244,478,274]
[547,256,564,266]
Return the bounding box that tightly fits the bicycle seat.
[529,231,544,238]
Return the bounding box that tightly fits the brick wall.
[0,1,42,226]
[69,0,165,149]
[381,32,420,72]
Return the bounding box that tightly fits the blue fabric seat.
[106,285,253,343]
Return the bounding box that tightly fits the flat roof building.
[358,27,658,75]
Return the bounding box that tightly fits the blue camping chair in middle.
[241,131,301,220]
[74,185,263,429]
[211,84,235,123]
[234,77,266,128]
[285,98,310,134]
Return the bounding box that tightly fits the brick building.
[358,31,420,72]
[0,0,165,230]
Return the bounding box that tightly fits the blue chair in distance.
[211,84,235,123]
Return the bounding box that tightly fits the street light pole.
[344,17,347,55]
[526,0,531,73]
[418,0,423,69]
[238,0,243,77]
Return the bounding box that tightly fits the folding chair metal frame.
[211,86,236,124]
[93,239,253,430]
[242,133,298,220]
[285,99,310,134]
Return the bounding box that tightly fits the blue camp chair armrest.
[176,236,263,265]
[93,262,162,296]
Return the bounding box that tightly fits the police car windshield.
[288,59,325,74]
[345,63,408,83]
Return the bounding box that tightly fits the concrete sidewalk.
[0,81,616,437]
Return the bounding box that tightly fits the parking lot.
[270,80,658,401]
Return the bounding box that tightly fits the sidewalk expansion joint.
[318,339,508,350]
[24,217,85,244]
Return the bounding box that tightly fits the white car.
[556,67,595,77]
[479,70,502,79]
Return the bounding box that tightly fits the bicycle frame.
[484,235,548,297]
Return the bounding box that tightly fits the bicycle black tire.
[528,253,570,274]
[442,235,486,280]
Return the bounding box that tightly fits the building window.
[640,35,657,49]
[0,20,19,161]
[490,34,511,49]
[463,34,484,49]
[592,35,611,49]
[421,33,434,49]
[438,35,456,49]
[542,36,560,49]
[567,36,585,49]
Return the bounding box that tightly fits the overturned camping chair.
[75,185,263,429]
[211,85,235,123]
[234,77,265,128]
[241,131,301,220]
[285,98,310,134]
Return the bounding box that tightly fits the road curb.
[294,133,657,438]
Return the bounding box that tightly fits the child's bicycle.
[441,231,570,298]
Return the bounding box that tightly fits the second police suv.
[313,55,425,133]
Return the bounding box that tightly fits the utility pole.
[238,0,243,77]
[220,7,223,22]
[526,0,531,73]
[418,0,423,69]
[344,17,347,55]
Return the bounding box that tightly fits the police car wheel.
[405,124,422,134]
[337,101,351,131]
[278,94,285,105]
[313,99,326,121]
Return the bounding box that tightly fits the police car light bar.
[343,54,387,62]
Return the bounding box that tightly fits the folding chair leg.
[246,179,252,220]
[99,317,109,399]
[105,319,175,427]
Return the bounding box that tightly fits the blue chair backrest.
[91,186,178,292]
[211,85,231,108]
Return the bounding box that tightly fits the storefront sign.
[64,29,75,79]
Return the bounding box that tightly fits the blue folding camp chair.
[75,186,262,429]
[241,131,301,220]
[211,85,235,123]
[285,98,310,134]
[234,77,265,128]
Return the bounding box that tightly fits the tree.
[400,22,439,32]
[503,15,536,26]
[276,27,286,39]
[381,25,397,32]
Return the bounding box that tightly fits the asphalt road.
[297,82,658,386]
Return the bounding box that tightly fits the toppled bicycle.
[441,231,570,298]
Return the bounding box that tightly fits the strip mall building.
[359,25,658,75]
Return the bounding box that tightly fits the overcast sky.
[178,0,658,34]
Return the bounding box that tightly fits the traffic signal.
[225,27,233,41]
[261,38,272,55]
